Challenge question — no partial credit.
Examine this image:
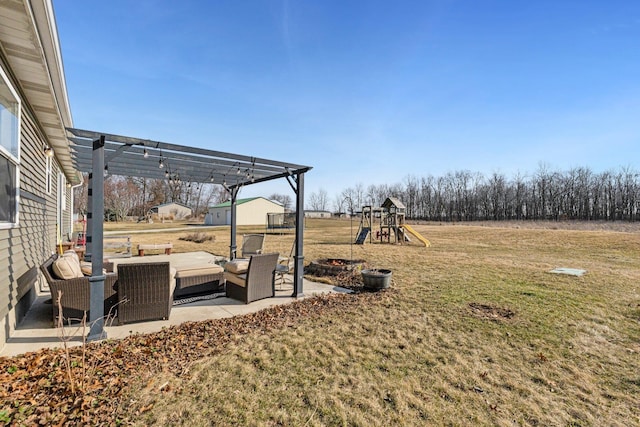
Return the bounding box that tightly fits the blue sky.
[55,1,640,201]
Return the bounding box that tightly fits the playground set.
[354,197,430,247]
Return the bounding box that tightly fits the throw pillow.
[52,256,84,280]
[63,249,80,265]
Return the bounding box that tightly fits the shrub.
[179,232,214,244]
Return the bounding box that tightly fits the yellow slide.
[401,224,431,247]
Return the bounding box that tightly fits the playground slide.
[355,227,370,244]
[401,224,430,247]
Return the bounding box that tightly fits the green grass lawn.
[129,219,639,426]
[2,219,638,425]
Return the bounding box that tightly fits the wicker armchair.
[40,255,118,327]
[240,234,265,257]
[116,262,174,324]
[225,253,278,304]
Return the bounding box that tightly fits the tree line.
[73,175,295,222]
[308,165,640,222]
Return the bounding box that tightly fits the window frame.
[0,64,21,229]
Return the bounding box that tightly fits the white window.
[0,65,20,228]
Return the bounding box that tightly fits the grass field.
[115,219,640,426]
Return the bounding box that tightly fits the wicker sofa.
[40,254,118,326]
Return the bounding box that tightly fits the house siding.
[0,56,60,344]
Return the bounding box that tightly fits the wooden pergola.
[67,128,311,340]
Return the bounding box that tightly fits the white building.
[150,202,192,220]
[304,210,332,219]
[208,197,284,226]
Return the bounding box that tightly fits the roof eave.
[0,0,78,184]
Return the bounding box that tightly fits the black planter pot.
[361,269,392,290]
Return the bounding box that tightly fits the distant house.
[150,202,192,220]
[304,210,332,219]
[333,212,351,219]
[207,197,284,226]
[0,0,80,347]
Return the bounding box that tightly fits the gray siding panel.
[0,77,58,320]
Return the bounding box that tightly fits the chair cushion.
[52,255,84,279]
[80,262,92,276]
[79,262,108,276]
[175,264,224,278]
[170,267,177,296]
[225,259,249,274]
[224,272,247,287]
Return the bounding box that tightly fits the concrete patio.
[1,276,349,358]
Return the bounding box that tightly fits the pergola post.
[84,171,93,262]
[229,187,238,259]
[293,171,305,297]
[87,136,106,341]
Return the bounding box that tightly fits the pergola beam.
[68,128,306,171]
[69,131,309,187]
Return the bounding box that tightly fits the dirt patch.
[316,269,368,293]
[468,302,516,321]
[306,258,367,276]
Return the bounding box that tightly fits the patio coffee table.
[173,264,224,297]
[109,251,227,299]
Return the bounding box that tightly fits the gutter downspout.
[69,179,82,240]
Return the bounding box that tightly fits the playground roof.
[382,197,405,209]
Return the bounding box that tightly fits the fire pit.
[306,258,366,276]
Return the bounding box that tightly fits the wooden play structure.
[355,197,430,247]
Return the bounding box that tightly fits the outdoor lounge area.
[39,248,322,328]
[3,252,350,357]
[61,128,312,341]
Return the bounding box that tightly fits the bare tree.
[104,176,139,221]
[308,188,329,211]
[73,174,89,216]
[332,194,346,214]
[340,188,358,214]
[269,193,292,210]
